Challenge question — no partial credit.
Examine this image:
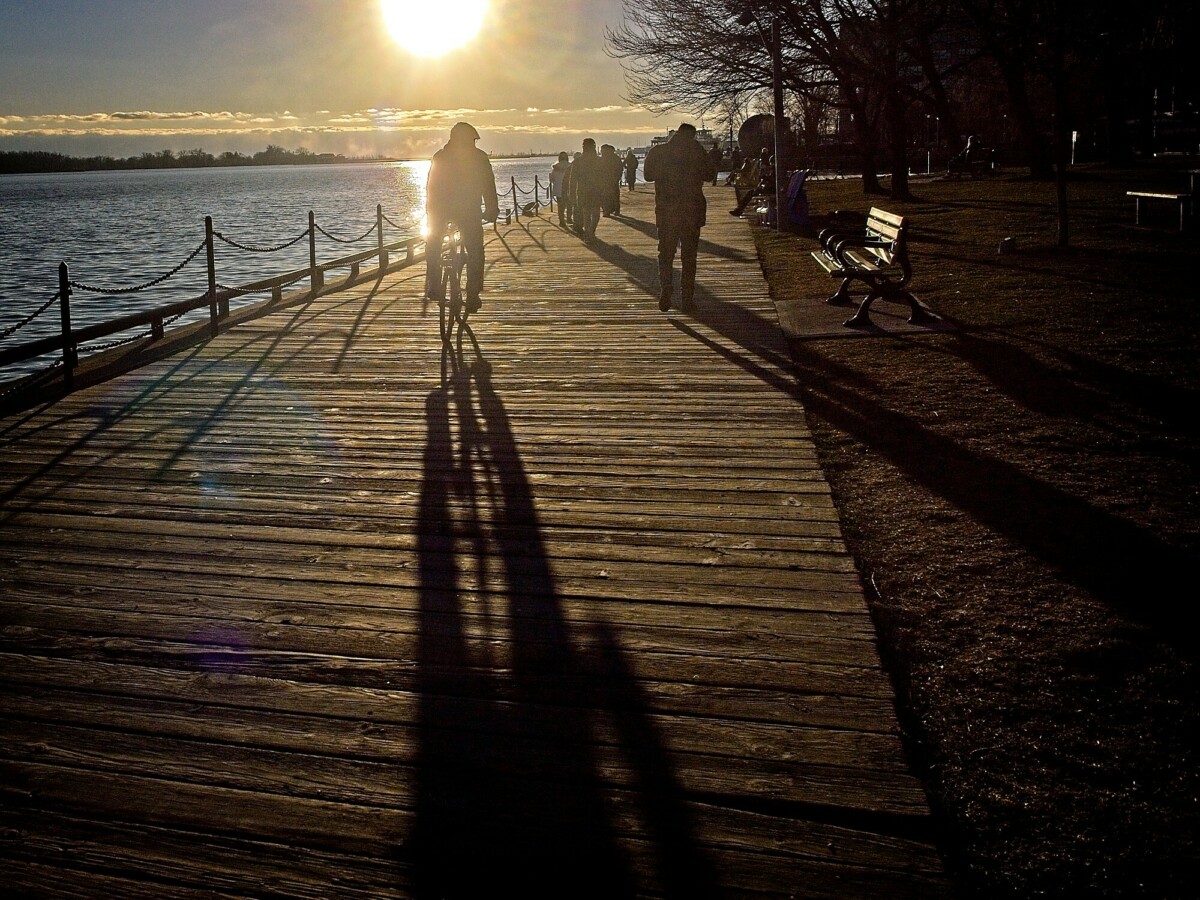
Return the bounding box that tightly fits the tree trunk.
[1052,46,1071,247]
[888,91,911,199]
[914,29,961,151]
[844,88,884,194]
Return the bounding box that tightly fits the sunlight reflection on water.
[0,158,553,374]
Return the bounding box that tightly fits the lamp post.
[737,8,786,230]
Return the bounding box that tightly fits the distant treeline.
[0,145,359,175]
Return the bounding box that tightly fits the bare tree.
[609,1,966,198]
[606,2,767,115]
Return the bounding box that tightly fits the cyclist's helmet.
[451,122,480,143]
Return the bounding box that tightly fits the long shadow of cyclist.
[411,326,636,896]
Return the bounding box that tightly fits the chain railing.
[213,228,310,254]
[1,178,549,397]
[0,290,61,341]
[0,202,434,391]
[506,174,554,222]
[314,219,378,244]
[68,239,208,296]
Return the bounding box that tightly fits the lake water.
[0,157,557,376]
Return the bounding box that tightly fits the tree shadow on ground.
[615,215,756,264]
[786,338,1197,653]
[409,331,718,898]
[580,235,795,387]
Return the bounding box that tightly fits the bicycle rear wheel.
[448,242,468,324]
[437,227,468,342]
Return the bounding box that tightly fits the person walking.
[561,152,580,228]
[424,122,499,313]
[599,144,623,216]
[708,143,723,186]
[643,123,716,312]
[623,149,638,191]
[570,138,605,239]
[549,151,570,226]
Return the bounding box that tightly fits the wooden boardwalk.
[0,187,947,898]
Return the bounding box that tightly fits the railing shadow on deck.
[577,227,797,389]
[616,213,758,265]
[0,271,396,513]
[410,336,719,898]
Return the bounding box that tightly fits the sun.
[381,0,489,57]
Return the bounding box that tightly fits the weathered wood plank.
[3,512,857,570]
[0,655,918,787]
[2,607,892,696]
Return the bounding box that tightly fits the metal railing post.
[534,175,541,214]
[308,210,322,294]
[58,262,75,386]
[511,177,519,221]
[205,216,220,333]
[377,204,388,271]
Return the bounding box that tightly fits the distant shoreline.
[0,147,386,176]
[0,149,565,176]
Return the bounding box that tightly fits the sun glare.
[381,0,489,57]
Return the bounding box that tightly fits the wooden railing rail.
[0,235,424,375]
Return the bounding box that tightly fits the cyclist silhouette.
[425,122,499,312]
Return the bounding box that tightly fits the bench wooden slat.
[841,250,883,273]
[866,222,902,242]
[810,251,844,276]
[861,246,894,266]
[1126,192,1189,200]
[867,208,905,229]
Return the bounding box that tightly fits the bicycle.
[431,221,468,342]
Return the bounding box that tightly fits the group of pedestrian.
[548,126,716,310]
[425,121,717,315]
[548,141,643,238]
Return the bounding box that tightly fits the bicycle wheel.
[451,242,468,323]
[437,236,456,342]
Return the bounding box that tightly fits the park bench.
[946,154,995,178]
[945,145,996,179]
[811,207,936,328]
[1127,191,1191,231]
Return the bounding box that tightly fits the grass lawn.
[751,162,1198,898]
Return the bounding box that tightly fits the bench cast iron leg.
[905,293,937,325]
[843,290,879,327]
[843,290,936,328]
[827,277,853,306]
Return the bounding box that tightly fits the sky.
[0,0,678,159]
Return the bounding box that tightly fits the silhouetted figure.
[947,134,992,176]
[725,146,743,185]
[624,149,638,191]
[550,151,570,226]
[729,148,771,217]
[561,152,580,228]
[600,143,623,216]
[643,123,716,312]
[425,122,499,312]
[570,138,605,239]
[708,144,723,186]
[728,157,759,213]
